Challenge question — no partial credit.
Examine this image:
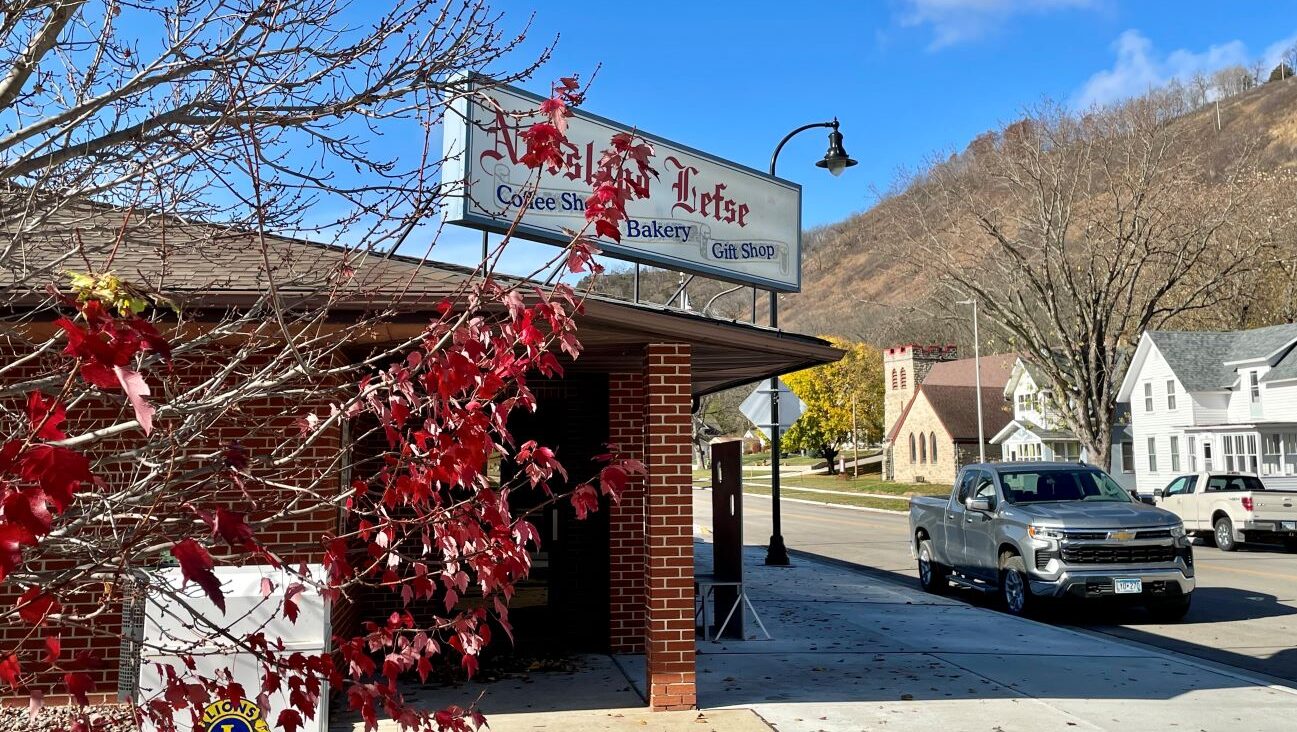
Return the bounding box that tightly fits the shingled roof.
[1,198,842,396]
[1148,324,1297,392]
[919,384,1013,442]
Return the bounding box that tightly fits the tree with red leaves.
[0,3,654,731]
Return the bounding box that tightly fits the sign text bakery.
[443,77,802,292]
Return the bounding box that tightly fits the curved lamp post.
[764,119,857,566]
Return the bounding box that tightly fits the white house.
[991,357,1135,490]
[1117,323,1297,496]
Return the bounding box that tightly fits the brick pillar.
[643,343,696,711]
[608,372,646,653]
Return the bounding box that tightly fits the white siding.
[1226,364,1268,423]
[1127,343,1194,495]
[1192,393,1229,424]
[1257,379,1297,421]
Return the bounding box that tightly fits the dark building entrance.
[503,374,611,653]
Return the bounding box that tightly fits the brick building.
[3,204,840,712]
[882,346,1016,483]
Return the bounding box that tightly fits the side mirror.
[1153,488,1165,498]
[966,497,993,512]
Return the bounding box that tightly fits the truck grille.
[1061,545,1177,564]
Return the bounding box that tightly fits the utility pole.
[957,299,986,463]
[852,398,859,478]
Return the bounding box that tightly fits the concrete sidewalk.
[336,541,1297,732]
[632,541,1297,732]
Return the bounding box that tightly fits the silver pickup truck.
[909,462,1194,620]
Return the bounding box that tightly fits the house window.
[1187,436,1197,472]
[1284,432,1297,475]
[930,432,938,463]
[919,433,927,463]
[900,368,907,388]
[1048,441,1079,462]
[1147,437,1158,473]
[1167,380,1177,410]
[909,433,916,464]
[1222,434,1259,474]
[1121,441,1134,473]
[1249,371,1261,404]
[891,369,898,389]
[1203,442,1214,471]
[1144,382,1153,412]
[1170,436,1181,473]
[1016,443,1041,462]
[1264,434,1282,476]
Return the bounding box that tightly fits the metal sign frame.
[442,74,803,293]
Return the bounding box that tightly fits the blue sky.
[428,0,1297,272]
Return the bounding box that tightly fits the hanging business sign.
[442,76,802,292]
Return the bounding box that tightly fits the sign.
[740,380,806,430]
[201,699,270,732]
[442,75,803,292]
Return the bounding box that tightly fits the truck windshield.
[999,469,1132,504]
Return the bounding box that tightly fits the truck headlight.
[1169,524,1186,539]
[1027,525,1065,540]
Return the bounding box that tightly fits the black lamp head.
[815,119,857,177]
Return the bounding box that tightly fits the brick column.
[608,372,646,653]
[643,343,695,711]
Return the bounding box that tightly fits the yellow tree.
[783,338,884,474]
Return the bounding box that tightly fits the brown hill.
[780,76,1297,346]
[586,76,1297,350]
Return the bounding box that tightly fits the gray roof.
[1148,325,1297,391]
[1263,347,1297,384]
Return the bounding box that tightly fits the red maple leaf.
[16,587,60,625]
[0,524,35,582]
[19,444,92,512]
[0,654,20,688]
[25,393,66,440]
[63,671,93,705]
[277,708,304,732]
[170,539,225,612]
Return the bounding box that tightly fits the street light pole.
[764,119,857,567]
[957,298,986,463]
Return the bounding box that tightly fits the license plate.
[1283,521,1297,531]
[1114,578,1143,595]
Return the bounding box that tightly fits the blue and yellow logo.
[200,699,271,732]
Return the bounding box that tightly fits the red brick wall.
[608,372,646,653]
[0,345,343,704]
[643,344,695,711]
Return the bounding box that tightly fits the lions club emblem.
[200,699,272,732]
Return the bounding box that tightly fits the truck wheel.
[1214,516,1238,552]
[999,555,1037,616]
[917,539,948,594]
[1146,594,1192,622]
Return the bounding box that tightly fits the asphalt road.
[694,488,1297,686]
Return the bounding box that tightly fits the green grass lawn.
[737,483,911,512]
[740,451,821,467]
[745,472,947,497]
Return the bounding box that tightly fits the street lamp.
[763,119,858,567]
[956,298,987,464]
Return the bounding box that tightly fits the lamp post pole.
[764,119,856,567]
[958,298,986,463]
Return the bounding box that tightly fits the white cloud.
[898,0,1099,49]
[1074,29,1263,108]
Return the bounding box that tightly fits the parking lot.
[699,489,1297,685]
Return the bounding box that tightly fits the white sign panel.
[740,380,806,429]
[442,76,803,292]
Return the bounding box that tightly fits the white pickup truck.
[1153,472,1297,551]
